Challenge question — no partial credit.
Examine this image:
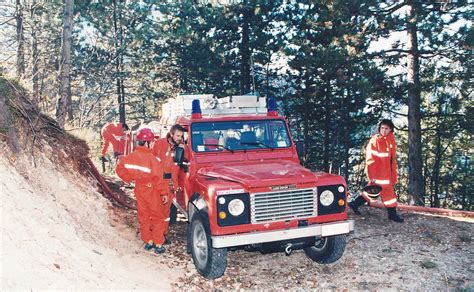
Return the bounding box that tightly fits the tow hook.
[284,243,293,256]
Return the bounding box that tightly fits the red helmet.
[136,128,154,142]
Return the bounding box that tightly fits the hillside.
[0,78,472,290]
[0,78,180,290]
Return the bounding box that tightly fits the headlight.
[320,190,335,206]
[228,199,245,216]
[338,185,345,193]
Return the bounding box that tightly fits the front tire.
[304,235,346,264]
[189,214,227,279]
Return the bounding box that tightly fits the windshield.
[191,119,292,153]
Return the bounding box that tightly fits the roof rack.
[162,94,267,122]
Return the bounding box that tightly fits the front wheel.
[189,215,227,279]
[304,235,346,264]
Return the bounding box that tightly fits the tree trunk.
[302,88,310,166]
[342,87,350,180]
[56,0,74,128]
[113,0,126,125]
[15,0,25,78]
[239,0,252,94]
[406,2,424,205]
[31,0,40,104]
[431,99,443,208]
[323,78,331,173]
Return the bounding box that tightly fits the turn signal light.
[219,211,227,219]
[338,199,345,206]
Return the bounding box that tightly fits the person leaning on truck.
[349,119,404,223]
[100,122,129,161]
[152,124,186,243]
[115,128,168,254]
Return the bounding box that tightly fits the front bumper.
[212,220,354,248]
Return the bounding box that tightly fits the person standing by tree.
[100,122,129,161]
[152,124,186,242]
[349,119,404,223]
[115,128,168,254]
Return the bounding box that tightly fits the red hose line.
[84,157,136,210]
[369,201,474,218]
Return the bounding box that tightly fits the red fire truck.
[161,94,354,279]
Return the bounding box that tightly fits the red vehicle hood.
[197,160,318,188]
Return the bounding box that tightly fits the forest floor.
[136,201,474,290]
[1,149,472,290]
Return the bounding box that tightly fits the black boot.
[387,207,404,223]
[349,196,367,215]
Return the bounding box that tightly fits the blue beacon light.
[192,99,202,119]
[267,97,278,116]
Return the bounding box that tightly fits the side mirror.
[295,140,304,159]
[174,147,184,164]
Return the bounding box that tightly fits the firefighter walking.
[115,128,169,254]
[152,124,186,243]
[349,119,404,222]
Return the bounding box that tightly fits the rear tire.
[304,235,346,264]
[189,214,227,279]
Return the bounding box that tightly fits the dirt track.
[160,208,473,290]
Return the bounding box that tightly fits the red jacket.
[152,137,180,189]
[101,122,126,156]
[116,146,162,201]
[365,132,398,185]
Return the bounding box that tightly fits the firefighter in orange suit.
[152,124,186,243]
[115,128,168,254]
[100,122,129,160]
[349,119,404,222]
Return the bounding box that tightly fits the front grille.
[250,188,317,224]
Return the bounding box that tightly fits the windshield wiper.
[240,142,275,150]
[202,144,235,153]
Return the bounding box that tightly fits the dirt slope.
[0,151,181,290]
[0,78,181,290]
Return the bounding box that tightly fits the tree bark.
[113,0,126,125]
[15,0,25,78]
[56,0,74,128]
[406,2,424,205]
[323,77,331,173]
[342,86,350,180]
[239,0,252,94]
[31,0,40,104]
[431,99,443,208]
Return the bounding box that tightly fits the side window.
[270,123,290,147]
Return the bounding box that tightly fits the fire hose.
[84,157,136,210]
[369,201,474,218]
[360,185,473,218]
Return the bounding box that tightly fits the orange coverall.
[152,136,180,235]
[116,146,168,245]
[363,132,398,207]
[101,122,126,156]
